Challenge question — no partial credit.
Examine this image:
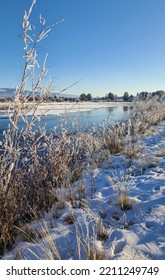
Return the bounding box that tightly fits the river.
[0,106,131,141]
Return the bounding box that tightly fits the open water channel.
[0,106,131,142]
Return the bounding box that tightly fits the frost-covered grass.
[2,119,165,260]
[0,0,165,259]
[0,100,165,258]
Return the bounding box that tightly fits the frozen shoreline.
[0,101,132,116]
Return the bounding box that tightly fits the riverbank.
[2,120,165,260]
[1,99,164,260]
[0,101,132,116]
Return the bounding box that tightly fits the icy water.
[0,106,131,141]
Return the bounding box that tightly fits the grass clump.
[87,247,107,260]
[63,212,76,224]
[118,192,133,211]
[107,172,133,212]
[102,123,123,154]
[123,143,141,159]
[97,223,109,241]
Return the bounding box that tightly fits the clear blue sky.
[0,0,165,97]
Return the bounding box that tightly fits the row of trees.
[106,92,133,101]
[79,90,165,102]
[137,90,165,100]
[79,93,92,101]
[79,92,134,102]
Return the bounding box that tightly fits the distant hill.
[0,88,16,97]
[0,88,78,99]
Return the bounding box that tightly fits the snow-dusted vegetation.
[1,106,165,260]
[0,1,165,260]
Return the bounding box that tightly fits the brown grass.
[63,212,76,224]
[1,98,165,255]
[87,247,107,260]
[124,144,141,159]
[118,193,133,211]
[97,224,109,240]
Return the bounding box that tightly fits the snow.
[0,101,131,116]
[2,121,165,260]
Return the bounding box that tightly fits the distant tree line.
[137,90,165,100]
[0,89,165,104]
[79,93,92,101]
[78,90,165,102]
[105,92,134,102]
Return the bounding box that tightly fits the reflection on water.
[123,106,129,111]
[0,106,131,140]
[35,106,131,133]
[86,110,92,115]
[107,107,114,113]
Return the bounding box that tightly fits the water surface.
[0,106,131,141]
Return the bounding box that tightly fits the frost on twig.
[0,0,63,194]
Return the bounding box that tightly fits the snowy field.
[2,121,165,260]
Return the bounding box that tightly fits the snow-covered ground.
[0,101,131,116]
[2,121,165,260]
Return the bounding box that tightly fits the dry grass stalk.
[97,223,109,240]
[63,212,76,224]
[107,172,133,212]
[118,192,133,211]
[0,0,63,254]
[87,247,107,260]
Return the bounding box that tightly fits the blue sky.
[0,0,165,97]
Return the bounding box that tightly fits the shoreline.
[0,101,132,116]
[2,120,165,260]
